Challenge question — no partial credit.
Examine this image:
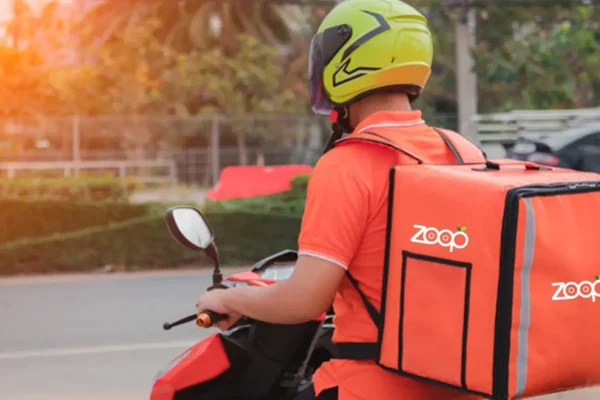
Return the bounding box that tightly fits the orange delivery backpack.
[329,127,600,399]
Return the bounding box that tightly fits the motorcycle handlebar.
[196,310,228,328]
[163,310,228,330]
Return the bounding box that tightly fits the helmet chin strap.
[322,107,352,155]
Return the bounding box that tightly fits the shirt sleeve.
[298,151,369,270]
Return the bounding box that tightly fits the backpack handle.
[473,161,552,172]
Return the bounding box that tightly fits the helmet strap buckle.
[322,107,352,155]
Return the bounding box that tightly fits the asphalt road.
[0,270,598,400]
[0,270,222,400]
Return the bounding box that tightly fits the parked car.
[505,127,600,173]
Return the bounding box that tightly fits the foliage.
[290,173,310,192]
[0,0,97,117]
[202,173,309,216]
[197,35,304,116]
[0,177,138,202]
[0,176,309,274]
[204,211,301,264]
[0,2,304,117]
[0,210,301,275]
[0,199,149,244]
[0,215,200,275]
[78,1,296,54]
[1,2,307,161]
[203,193,306,216]
[472,5,600,111]
[190,34,306,163]
[1,0,599,130]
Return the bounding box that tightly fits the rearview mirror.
[165,206,223,290]
[165,207,214,251]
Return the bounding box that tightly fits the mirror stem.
[205,242,225,290]
[214,269,222,285]
[209,262,227,290]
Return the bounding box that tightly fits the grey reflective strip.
[515,198,536,397]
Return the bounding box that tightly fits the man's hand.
[217,256,346,325]
[196,289,242,331]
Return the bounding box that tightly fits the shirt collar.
[354,111,424,134]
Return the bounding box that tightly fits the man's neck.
[351,93,412,126]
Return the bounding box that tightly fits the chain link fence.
[0,113,457,186]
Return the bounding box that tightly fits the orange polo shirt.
[298,111,482,400]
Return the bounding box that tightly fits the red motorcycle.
[150,206,335,400]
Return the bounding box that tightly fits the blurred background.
[0,0,599,399]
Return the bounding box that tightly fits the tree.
[4,0,599,130]
[4,0,33,50]
[473,4,600,111]
[396,1,600,116]
[190,34,306,164]
[0,0,97,118]
[77,0,298,54]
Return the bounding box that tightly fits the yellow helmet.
[308,0,434,116]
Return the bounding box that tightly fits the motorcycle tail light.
[528,153,560,166]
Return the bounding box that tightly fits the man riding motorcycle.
[196,0,482,399]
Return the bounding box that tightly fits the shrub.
[202,175,309,217]
[0,171,308,275]
[0,199,150,243]
[0,177,139,202]
[202,211,301,264]
[203,195,305,217]
[0,211,301,275]
[0,216,200,275]
[290,173,310,192]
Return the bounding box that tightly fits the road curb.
[0,266,251,285]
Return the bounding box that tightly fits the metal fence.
[474,107,600,143]
[1,108,595,186]
[0,115,329,186]
[0,113,458,186]
[0,159,178,185]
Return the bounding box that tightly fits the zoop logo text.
[410,225,469,253]
[552,276,600,302]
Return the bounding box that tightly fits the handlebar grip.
[196,310,228,328]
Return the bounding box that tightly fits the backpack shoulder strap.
[336,128,486,165]
[334,131,424,164]
[433,128,487,164]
